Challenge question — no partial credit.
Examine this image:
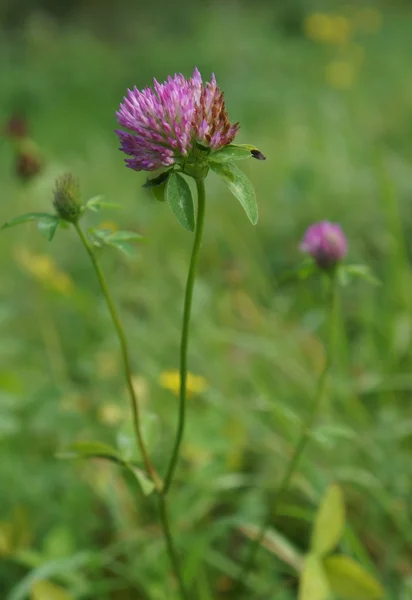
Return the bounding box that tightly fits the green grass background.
[1,1,412,598]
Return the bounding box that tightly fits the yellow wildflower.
[159,370,207,397]
[15,248,73,295]
[325,60,356,90]
[304,13,351,45]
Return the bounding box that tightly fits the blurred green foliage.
[1,1,412,599]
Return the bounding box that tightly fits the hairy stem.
[237,274,338,592]
[163,177,206,495]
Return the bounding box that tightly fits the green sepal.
[166,172,195,231]
[210,161,258,225]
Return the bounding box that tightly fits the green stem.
[158,494,190,600]
[74,222,159,487]
[236,274,338,592]
[75,222,189,599]
[163,177,206,495]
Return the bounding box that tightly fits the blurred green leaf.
[31,580,74,600]
[324,555,384,599]
[9,552,92,600]
[106,230,143,242]
[298,554,330,600]
[342,264,381,286]
[166,172,195,231]
[43,526,76,560]
[126,465,155,496]
[311,484,345,555]
[90,228,142,257]
[86,196,122,212]
[210,161,258,225]
[56,440,122,463]
[1,213,54,231]
[37,216,61,242]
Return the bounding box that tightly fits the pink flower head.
[115,68,239,171]
[300,221,347,269]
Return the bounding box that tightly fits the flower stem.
[73,222,159,487]
[74,222,188,599]
[236,274,338,592]
[158,494,190,600]
[163,177,206,495]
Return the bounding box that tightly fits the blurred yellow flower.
[355,8,382,34]
[98,220,118,232]
[325,60,356,90]
[98,402,124,425]
[304,13,351,45]
[160,370,207,397]
[16,248,73,295]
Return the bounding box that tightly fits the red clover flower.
[300,221,347,269]
[116,68,239,173]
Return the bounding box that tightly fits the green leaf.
[126,465,155,496]
[86,196,122,212]
[37,216,61,241]
[106,240,137,258]
[311,484,345,555]
[166,172,195,231]
[106,230,143,243]
[56,441,122,463]
[143,171,170,188]
[324,555,384,599]
[342,264,381,286]
[31,580,74,600]
[90,229,141,257]
[299,554,330,600]
[209,145,253,163]
[210,162,258,225]
[1,213,54,231]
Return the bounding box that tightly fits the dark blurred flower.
[4,114,29,139]
[15,140,43,182]
[53,173,82,223]
[300,221,347,269]
[116,67,239,172]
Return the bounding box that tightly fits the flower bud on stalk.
[53,173,83,224]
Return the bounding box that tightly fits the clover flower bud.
[53,174,82,223]
[300,221,347,269]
